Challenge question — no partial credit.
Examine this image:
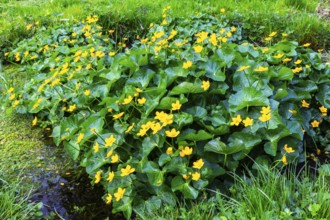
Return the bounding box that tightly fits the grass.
[138,164,330,219]
[0,169,43,219]
[0,0,329,51]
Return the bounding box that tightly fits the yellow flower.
[165,128,180,138]
[282,33,288,37]
[84,90,91,96]
[254,66,269,72]
[282,58,292,63]
[171,100,182,111]
[311,120,320,128]
[292,67,302,73]
[261,106,271,115]
[67,104,76,112]
[106,149,114,158]
[269,32,277,37]
[242,117,253,127]
[122,95,133,105]
[154,111,173,126]
[288,109,297,115]
[137,97,146,105]
[26,24,33,30]
[121,165,135,177]
[109,52,116,57]
[86,64,92,70]
[262,48,269,53]
[106,194,112,204]
[12,100,20,108]
[113,112,125,120]
[166,147,173,155]
[303,43,311,47]
[111,154,119,163]
[264,37,272,41]
[237,66,250,72]
[259,113,271,122]
[135,88,143,93]
[274,54,284,59]
[201,80,210,91]
[294,59,302,65]
[180,146,193,157]
[319,106,327,116]
[125,123,135,133]
[107,171,115,182]
[7,87,14,93]
[230,115,242,126]
[137,128,148,137]
[95,171,101,184]
[283,144,295,153]
[114,187,125,201]
[220,8,225,13]
[183,61,192,69]
[281,155,288,165]
[105,135,116,147]
[76,133,84,144]
[32,116,37,126]
[151,122,162,134]
[301,100,310,108]
[305,64,310,69]
[93,142,99,153]
[193,159,204,169]
[192,172,201,181]
[193,45,203,53]
[9,93,15,100]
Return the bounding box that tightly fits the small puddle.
[28,144,123,220]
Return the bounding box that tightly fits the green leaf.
[171,176,198,199]
[316,83,330,108]
[170,82,204,95]
[205,138,243,155]
[63,140,80,160]
[263,125,291,156]
[178,130,213,142]
[142,135,164,159]
[229,87,269,112]
[142,161,163,186]
[277,67,294,81]
[158,154,171,167]
[204,61,225,81]
[52,126,61,146]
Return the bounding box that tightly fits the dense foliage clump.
[1,8,329,218]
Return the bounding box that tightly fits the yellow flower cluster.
[259,106,271,122]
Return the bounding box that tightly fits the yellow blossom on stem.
[281,155,288,165]
[292,67,302,73]
[106,149,114,158]
[151,122,162,134]
[9,93,15,100]
[303,43,311,47]
[113,112,125,120]
[122,96,133,105]
[193,159,204,169]
[269,32,277,37]
[32,116,37,126]
[230,115,242,126]
[261,106,271,115]
[259,113,271,122]
[114,187,125,201]
[137,97,146,105]
[183,61,192,69]
[193,45,203,53]
[282,58,292,63]
[254,66,269,72]
[237,65,250,72]
[180,146,193,157]
[84,90,91,96]
[7,87,14,93]
[201,80,210,91]
[319,106,327,115]
[182,174,190,180]
[171,100,182,111]
[166,147,173,155]
[165,128,180,138]
[192,172,201,181]
[107,171,115,182]
[242,117,253,127]
[137,128,148,137]
[93,142,99,153]
[220,8,225,13]
[95,171,101,184]
[76,133,84,144]
[294,59,302,65]
[125,123,135,133]
[274,54,284,59]
[121,165,135,177]
[283,144,295,153]
[111,154,119,163]
[311,120,320,128]
[105,135,116,147]
[67,104,76,112]
[106,194,112,204]
[301,100,310,108]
